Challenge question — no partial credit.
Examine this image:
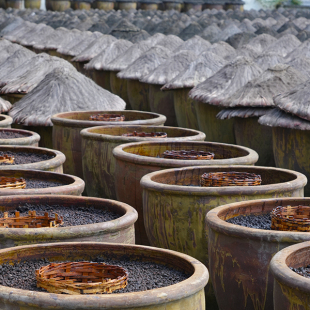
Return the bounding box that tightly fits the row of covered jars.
[2,0,244,12]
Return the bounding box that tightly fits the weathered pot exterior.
[1,93,24,104]
[234,117,275,166]
[81,125,206,201]
[207,197,310,310]
[49,52,73,63]
[71,0,91,9]
[0,145,65,173]
[0,195,137,248]
[13,125,53,149]
[46,0,52,9]
[0,115,12,129]
[24,0,40,8]
[140,2,159,9]
[183,2,202,10]
[59,54,73,63]
[110,71,131,110]
[93,0,114,9]
[173,88,199,130]
[203,3,223,9]
[51,0,71,10]
[72,61,91,77]
[0,128,40,147]
[0,241,208,310]
[89,69,111,92]
[114,141,258,245]
[272,126,310,196]
[127,79,151,112]
[271,240,310,310]
[117,1,137,9]
[224,3,243,10]
[47,49,58,57]
[163,1,182,10]
[149,84,177,126]
[143,166,306,264]
[0,169,84,196]
[195,101,236,144]
[52,111,166,179]
[6,0,24,8]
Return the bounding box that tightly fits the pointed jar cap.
[9,67,126,127]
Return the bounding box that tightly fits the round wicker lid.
[89,114,125,122]
[36,261,128,295]
[271,205,310,232]
[0,210,63,228]
[122,131,167,138]
[0,154,14,164]
[0,177,25,189]
[200,171,262,187]
[162,150,214,160]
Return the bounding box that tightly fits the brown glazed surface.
[207,197,310,310]
[271,241,310,310]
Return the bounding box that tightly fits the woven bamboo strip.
[0,155,14,164]
[0,177,26,189]
[89,114,125,122]
[200,171,262,187]
[122,131,167,138]
[0,210,63,228]
[163,150,214,160]
[271,205,310,231]
[36,262,128,294]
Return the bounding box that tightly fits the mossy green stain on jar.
[93,1,114,9]
[140,3,158,9]
[173,88,199,130]
[24,0,41,8]
[52,111,166,179]
[273,127,310,196]
[234,117,275,166]
[163,1,182,10]
[71,1,91,9]
[51,0,71,11]
[142,166,305,266]
[195,101,236,144]
[89,70,111,92]
[118,1,137,9]
[114,142,258,245]
[110,71,131,109]
[127,79,151,112]
[149,84,177,127]
[81,125,206,200]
